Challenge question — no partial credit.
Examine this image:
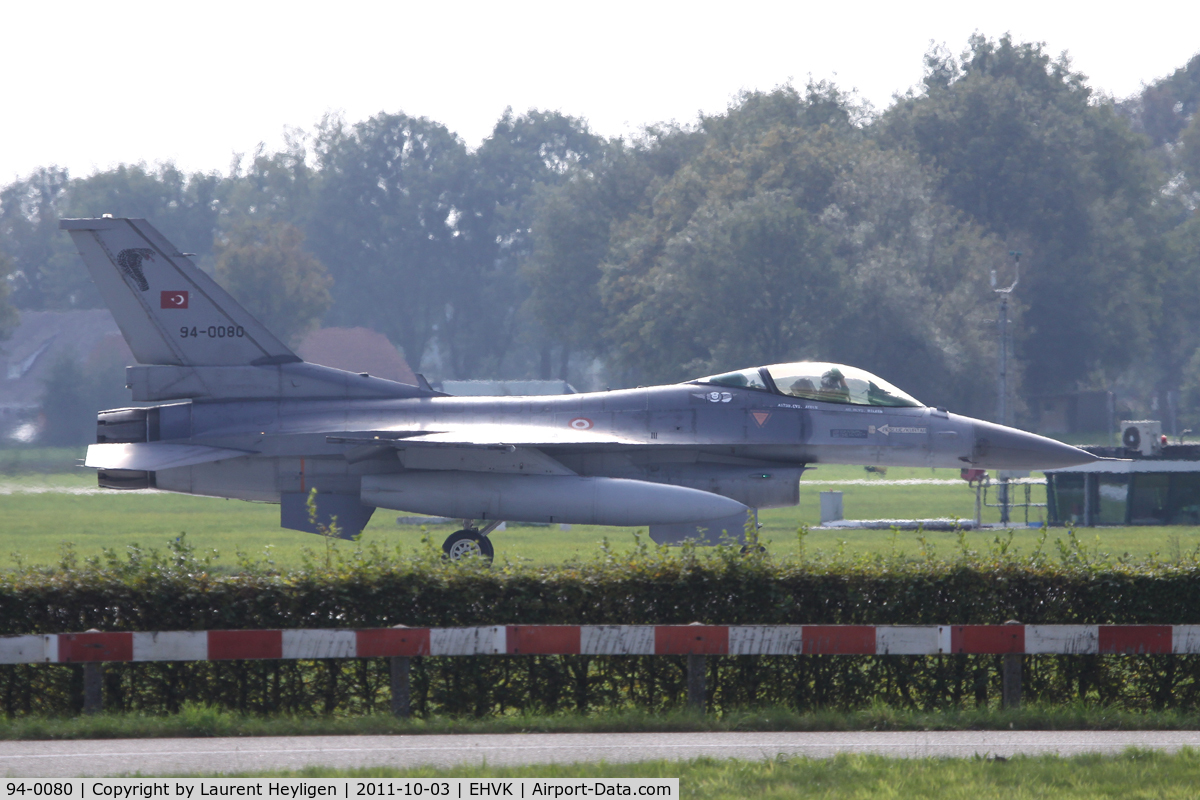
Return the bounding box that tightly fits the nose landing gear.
[441,520,503,563]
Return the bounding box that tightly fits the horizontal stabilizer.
[86,442,255,471]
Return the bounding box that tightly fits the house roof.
[0,309,132,416]
[296,327,417,385]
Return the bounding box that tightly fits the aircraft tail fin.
[60,217,299,367]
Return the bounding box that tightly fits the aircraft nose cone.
[969,419,1099,470]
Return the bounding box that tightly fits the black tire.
[442,529,495,563]
[740,544,767,555]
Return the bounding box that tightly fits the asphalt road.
[5,731,1200,777]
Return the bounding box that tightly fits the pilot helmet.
[821,367,846,388]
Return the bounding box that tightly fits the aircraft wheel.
[442,529,495,563]
[740,544,767,556]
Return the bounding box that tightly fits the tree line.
[3,35,1199,429]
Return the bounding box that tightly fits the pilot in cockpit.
[695,362,922,408]
[720,372,751,387]
[789,377,816,396]
[820,367,850,402]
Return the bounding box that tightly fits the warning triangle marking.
[751,411,771,427]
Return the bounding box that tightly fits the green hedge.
[4,530,1200,716]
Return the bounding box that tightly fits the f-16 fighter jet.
[65,217,1097,560]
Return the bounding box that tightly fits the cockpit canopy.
[694,362,923,408]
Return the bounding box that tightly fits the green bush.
[4,528,1200,717]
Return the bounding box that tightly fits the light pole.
[992,251,1020,523]
[992,251,1020,427]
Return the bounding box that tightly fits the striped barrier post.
[82,662,102,715]
[1002,620,1022,709]
[7,624,1198,716]
[686,654,705,711]
[391,656,411,718]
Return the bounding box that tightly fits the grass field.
[7,461,1200,793]
[0,447,85,473]
[11,705,1200,740]
[3,465,1200,569]
[198,751,1200,798]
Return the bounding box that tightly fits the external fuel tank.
[361,472,748,526]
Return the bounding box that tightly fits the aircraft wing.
[86,443,256,471]
[403,425,641,446]
[328,425,644,476]
[331,424,640,448]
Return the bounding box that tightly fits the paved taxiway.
[5,731,1200,777]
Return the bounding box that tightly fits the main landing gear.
[442,520,503,563]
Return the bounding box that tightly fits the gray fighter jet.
[65,217,1097,560]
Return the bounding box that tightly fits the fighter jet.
[65,217,1098,560]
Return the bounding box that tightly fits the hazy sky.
[2,1,1197,184]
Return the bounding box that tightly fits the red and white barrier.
[2,625,1199,664]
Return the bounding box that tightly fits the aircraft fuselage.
[115,381,1081,513]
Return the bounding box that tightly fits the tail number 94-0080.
[181,326,245,339]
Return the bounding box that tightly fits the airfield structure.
[1046,431,1200,526]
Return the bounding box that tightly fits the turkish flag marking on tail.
[161,291,188,309]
